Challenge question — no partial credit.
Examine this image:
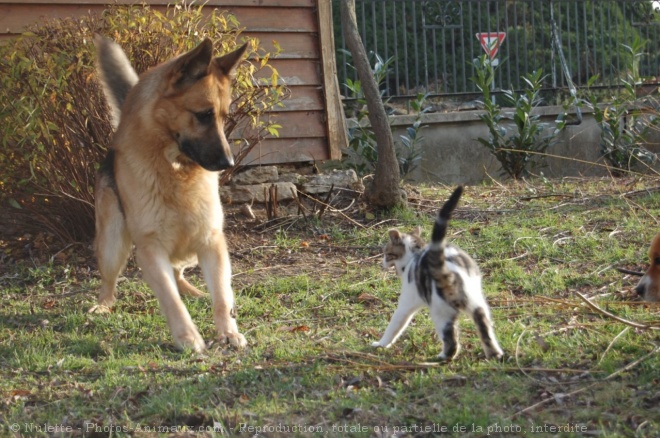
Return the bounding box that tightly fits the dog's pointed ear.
[650,233,660,266]
[172,38,213,89]
[213,43,248,77]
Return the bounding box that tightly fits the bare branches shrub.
[0,3,287,244]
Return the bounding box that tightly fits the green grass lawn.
[1,178,659,437]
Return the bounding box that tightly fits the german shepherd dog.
[93,36,248,352]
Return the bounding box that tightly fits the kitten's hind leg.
[472,307,504,360]
[430,303,460,360]
[372,286,425,348]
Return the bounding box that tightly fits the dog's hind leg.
[198,230,247,348]
[174,268,206,297]
[136,243,206,352]
[93,181,131,312]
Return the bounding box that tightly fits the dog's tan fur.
[93,36,248,351]
[635,233,660,302]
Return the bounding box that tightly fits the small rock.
[221,182,297,204]
[239,204,256,220]
[278,173,302,184]
[300,169,363,194]
[232,166,279,185]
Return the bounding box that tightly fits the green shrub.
[472,55,565,180]
[341,51,427,181]
[0,3,287,244]
[341,52,392,176]
[582,37,658,173]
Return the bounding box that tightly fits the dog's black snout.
[634,283,646,297]
[215,155,234,170]
[199,155,233,171]
[179,138,235,171]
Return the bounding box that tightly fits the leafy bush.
[582,37,658,173]
[341,52,393,176]
[0,3,287,244]
[472,55,564,179]
[341,51,427,181]
[396,93,428,179]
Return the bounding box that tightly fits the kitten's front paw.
[437,352,456,361]
[371,340,391,348]
[485,349,504,361]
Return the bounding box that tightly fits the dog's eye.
[194,109,215,124]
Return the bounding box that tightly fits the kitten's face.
[382,227,425,271]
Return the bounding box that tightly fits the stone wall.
[387,105,660,184]
[221,166,364,205]
[228,105,660,196]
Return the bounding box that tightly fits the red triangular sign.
[476,32,506,59]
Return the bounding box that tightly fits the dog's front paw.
[173,329,206,353]
[88,304,112,314]
[218,331,247,348]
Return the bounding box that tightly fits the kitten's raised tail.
[431,186,464,245]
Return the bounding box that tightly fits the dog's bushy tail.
[430,185,463,249]
[94,35,139,129]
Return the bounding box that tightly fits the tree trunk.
[340,0,405,209]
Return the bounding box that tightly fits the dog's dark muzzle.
[180,138,234,171]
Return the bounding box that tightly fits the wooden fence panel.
[0,0,346,165]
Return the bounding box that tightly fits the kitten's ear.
[412,226,422,237]
[388,229,402,242]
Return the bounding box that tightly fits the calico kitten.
[372,186,503,360]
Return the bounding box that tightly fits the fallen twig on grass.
[615,267,644,277]
[509,344,659,419]
[254,216,300,234]
[495,366,592,374]
[597,327,630,367]
[519,193,575,201]
[49,242,85,264]
[575,291,660,330]
[232,264,290,278]
[298,191,366,229]
[44,288,92,299]
[321,351,441,371]
[620,185,660,199]
[536,295,576,307]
